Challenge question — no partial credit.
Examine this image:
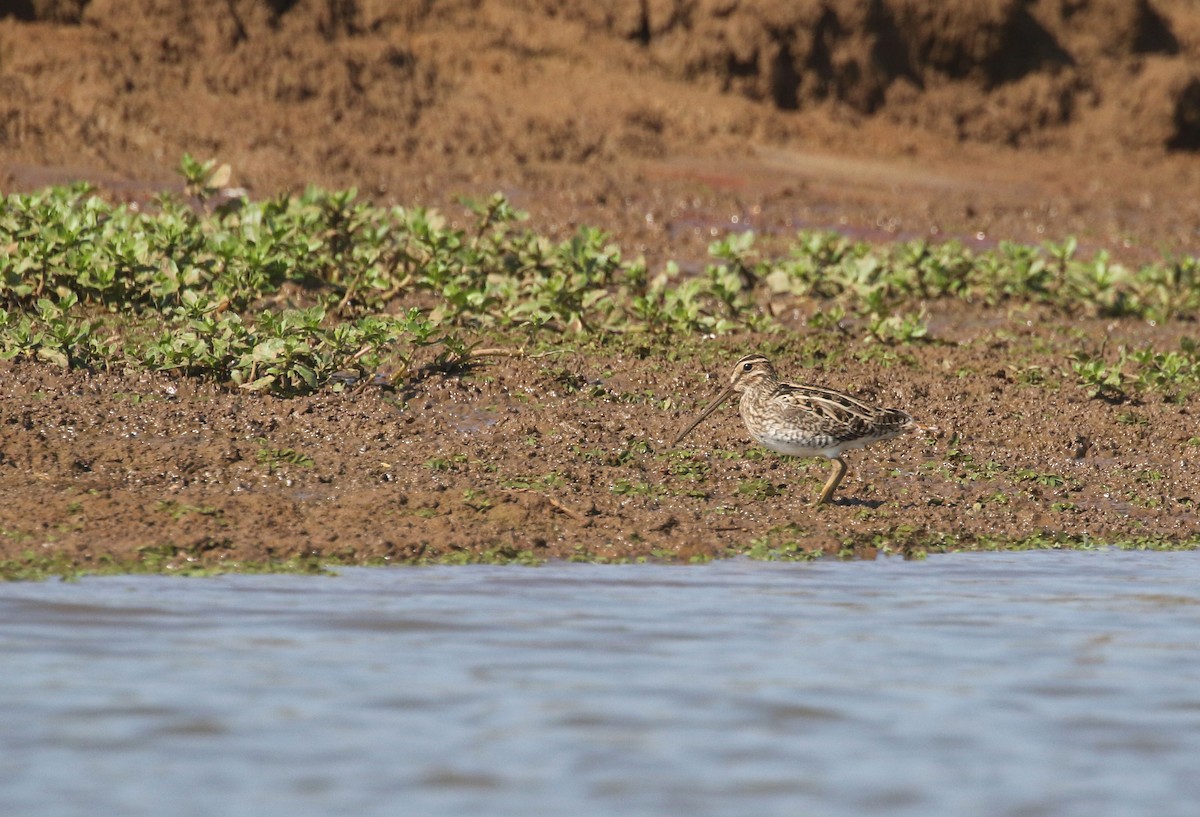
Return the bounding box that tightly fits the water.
[3,551,1200,817]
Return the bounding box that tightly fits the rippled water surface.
[3,551,1200,817]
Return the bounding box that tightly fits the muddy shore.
[3,300,1198,572]
[2,0,1199,572]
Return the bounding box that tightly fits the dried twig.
[507,489,591,525]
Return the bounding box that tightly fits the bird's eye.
[742,362,754,372]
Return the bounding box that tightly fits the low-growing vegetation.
[3,156,1200,400]
[1069,339,1200,401]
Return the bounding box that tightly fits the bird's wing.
[770,383,912,433]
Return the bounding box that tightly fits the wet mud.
[3,303,1198,567]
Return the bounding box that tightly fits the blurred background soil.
[2,0,1199,259]
[1,0,1199,565]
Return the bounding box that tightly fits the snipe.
[673,354,920,505]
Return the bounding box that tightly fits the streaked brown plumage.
[672,354,918,505]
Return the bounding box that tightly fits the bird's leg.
[814,457,848,506]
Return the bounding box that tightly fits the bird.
[672,353,920,506]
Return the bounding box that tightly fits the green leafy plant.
[1069,349,1126,400]
[3,162,1200,402]
[256,442,315,474]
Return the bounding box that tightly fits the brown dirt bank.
[1,0,1200,569]
[2,306,1199,569]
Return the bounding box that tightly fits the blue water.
[2,550,1200,817]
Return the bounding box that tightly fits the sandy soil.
[1,0,1199,568]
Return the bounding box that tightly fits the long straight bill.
[672,387,734,446]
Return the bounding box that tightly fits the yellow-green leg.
[814,457,848,506]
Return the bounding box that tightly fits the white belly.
[751,428,899,459]
[751,429,842,459]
